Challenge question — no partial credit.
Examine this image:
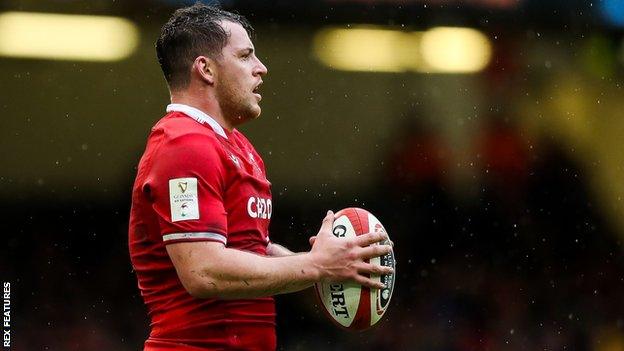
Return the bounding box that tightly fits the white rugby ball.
[314,207,396,330]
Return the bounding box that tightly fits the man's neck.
[170,91,233,131]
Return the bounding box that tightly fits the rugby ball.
[314,207,396,330]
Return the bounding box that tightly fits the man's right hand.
[308,210,394,289]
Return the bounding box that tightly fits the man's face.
[214,21,268,125]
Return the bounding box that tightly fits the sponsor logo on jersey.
[169,177,200,222]
[247,196,272,219]
[180,203,189,217]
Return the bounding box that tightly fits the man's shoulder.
[153,112,219,141]
[145,112,224,163]
[150,112,221,148]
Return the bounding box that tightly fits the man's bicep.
[166,241,225,297]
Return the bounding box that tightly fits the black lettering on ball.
[333,225,347,238]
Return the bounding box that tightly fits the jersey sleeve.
[146,133,228,245]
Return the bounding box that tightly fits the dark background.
[3,0,624,349]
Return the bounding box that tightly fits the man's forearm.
[171,243,318,299]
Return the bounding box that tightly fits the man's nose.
[255,57,268,76]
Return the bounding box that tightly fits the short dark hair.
[156,3,254,90]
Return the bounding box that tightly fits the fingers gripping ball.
[314,208,396,330]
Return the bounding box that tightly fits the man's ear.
[193,56,215,85]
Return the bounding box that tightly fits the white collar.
[166,103,228,139]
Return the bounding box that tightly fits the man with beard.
[128,4,393,351]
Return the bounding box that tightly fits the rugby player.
[128,4,393,350]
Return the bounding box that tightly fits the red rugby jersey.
[128,104,275,350]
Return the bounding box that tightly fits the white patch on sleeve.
[169,177,200,222]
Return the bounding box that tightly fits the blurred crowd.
[277,112,624,350]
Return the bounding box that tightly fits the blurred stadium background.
[3,0,624,349]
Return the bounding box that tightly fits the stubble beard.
[216,80,261,127]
